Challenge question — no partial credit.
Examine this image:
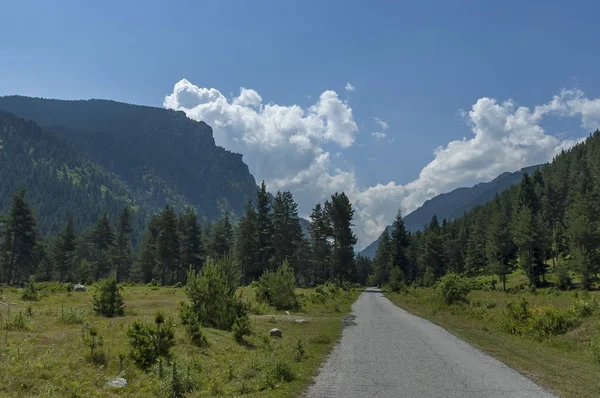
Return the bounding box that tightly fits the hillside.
[359,164,541,258]
[0,110,153,239]
[0,96,257,222]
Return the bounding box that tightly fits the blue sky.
[2,0,600,247]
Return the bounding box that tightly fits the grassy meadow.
[385,271,600,398]
[0,283,359,397]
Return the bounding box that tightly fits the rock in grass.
[107,377,127,388]
[73,284,86,292]
[270,328,282,337]
[295,319,307,324]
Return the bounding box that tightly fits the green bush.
[58,305,85,324]
[180,305,208,347]
[271,361,295,383]
[82,324,106,365]
[127,312,176,370]
[388,266,405,293]
[180,256,245,331]
[502,298,580,339]
[436,272,471,305]
[256,260,299,310]
[93,276,124,317]
[569,299,596,318]
[590,337,600,364]
[21,276,39,301]
[232,313,252,342]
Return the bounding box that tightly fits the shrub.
[570,299,596,318]
[502,298,580,339]
[2,310,28,331]
[310,333,331,345]
[590,337,600,364]
[58,305,85,324]
[388,266,405,293]
[93,276,124,317]
[181,255,244,331]
[167,363,195,398]
[82,324,106,365]
[21,276,39,301]
[294,340,306,362]
[232,313,252,342]
[127,312,176,370]
[271,361,295,382]
[180,306,208,347]
[436,272,471,305]
[256,260,299,310]
[529,307,579,340]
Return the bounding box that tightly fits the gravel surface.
[304,288,558,398]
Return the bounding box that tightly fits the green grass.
[0,283,359,397]
[385,276,600,398]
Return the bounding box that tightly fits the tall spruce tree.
[309,203,331,285]
[210,214,233,259]
[372,228,392,285]
[391,210,410,280]
[565,165,600,289]
[53,215,77,282]
[325,193,357,283]
[91,212,114,280]
[179,207,204,274]
[112,207,133,282]
[157,205,180,285]
[256,181,273,273]
[486,196,513,291]
[236,200,259,283]
[271,191,303,270]
[4,190,38,284]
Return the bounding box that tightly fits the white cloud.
[371,132,387,140]
[165,81,599,249]
[345,82,355,92]
[374,117,389,130]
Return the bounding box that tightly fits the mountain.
[359,164,542,258]
[0,96,258,239]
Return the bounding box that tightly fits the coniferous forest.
[3,130,600,292]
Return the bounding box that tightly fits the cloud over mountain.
[165,80,599,249]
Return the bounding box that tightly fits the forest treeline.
[0,182,361,286]
[372,130,600,291]
[2,130,600,290]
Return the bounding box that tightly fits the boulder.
[107,377,127,388]
[73,284,86,292]
[295,319,307,324]
[269,328,282,337]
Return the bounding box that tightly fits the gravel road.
[304,288,558,398]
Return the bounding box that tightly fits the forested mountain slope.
[0,110,150,238]
[0,95,257,221]
[360,164,541,258]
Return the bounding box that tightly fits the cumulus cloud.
[165,81,599,249]
[345,82,356,92]
[371,132,387,140]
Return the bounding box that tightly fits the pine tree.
[211,214,233,259]
[372,228,392,285]
[133,215,160,283]
[390,210,410,280]
[309,203,331,285]
[113,207,133,282]
[325,193,357,283]
[512,205,538,286]
[565,166,600,289]
[256,181,273,274]
[91,213,114,280]
[53,215,77,282]
[486,196,513,291]
[157,205,180,285]
[236,200,259,283]
[271,191,303,270]
[418,215,443,286]
[179,207,204,274]
[5,190,38,284]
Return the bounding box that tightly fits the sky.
[2,0,600,249]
